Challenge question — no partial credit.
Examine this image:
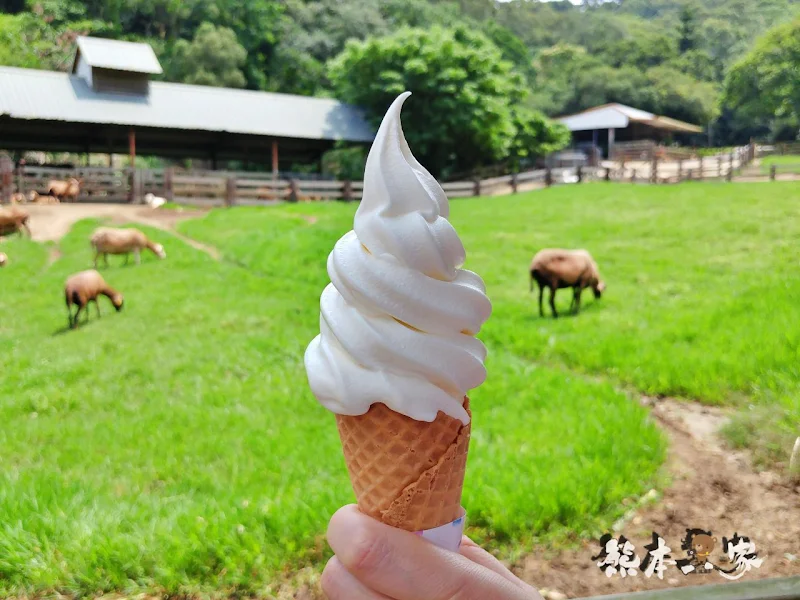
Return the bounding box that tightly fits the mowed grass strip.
[760,154,800,173]
[0,210,663,597]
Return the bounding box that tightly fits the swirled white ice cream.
[304,92,491,425]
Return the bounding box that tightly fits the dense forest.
[1,0,799,175]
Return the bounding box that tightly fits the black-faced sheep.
[64,269,124,328]
[90,227,166,267]
[530,248,605,318]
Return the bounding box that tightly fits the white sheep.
[90,227,166,268]
[530,248,605,318]
[0,252,7,267]
[64,269,123,328]
[144,193,166,209]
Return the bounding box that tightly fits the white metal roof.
[557,103,702,133]
[0,66,375,143]
[72,36,163,75]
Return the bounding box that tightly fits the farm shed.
[558,103,703,159]
[0,37,374,172]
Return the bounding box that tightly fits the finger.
[321,556,393,600]
[459,537,540,594]
[327,505,533,600]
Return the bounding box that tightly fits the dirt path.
[23,203,219,259]
[517,398,800,599]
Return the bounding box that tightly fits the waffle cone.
[336,398,470,532]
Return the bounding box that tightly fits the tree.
[507,108,571,171]
[329,26,566,177]
[723,18,800,140]
[167,22,247,88]
[677,3,698,53]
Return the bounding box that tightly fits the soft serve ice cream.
[304,92,491,425]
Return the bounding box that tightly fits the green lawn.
[760,154,800,173]
[1,181,798,597]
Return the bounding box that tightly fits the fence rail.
[1,143,795,207]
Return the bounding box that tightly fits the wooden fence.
[1,143,795,207]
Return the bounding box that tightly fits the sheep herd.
[2,195,608,326]
[0,205,166,329]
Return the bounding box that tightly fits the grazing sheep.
[530,248,606,318]
[144,193,166,209]
[47,178,82,202]
[27,191,59,205]
[64,269,123,328]
[0,205,31,237]
[90,227,166,267]
[0,252,7,267]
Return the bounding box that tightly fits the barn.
[557,103,703,160]
[0,36,374,173]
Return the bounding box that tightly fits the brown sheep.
[48,178,82,202]
[90,227,166,267]
[10,192,26,204]
[27,191,59,205]
[0,252,7,267]
[0,205,31,237]
[64,269,124,328]
[530,248,605,318]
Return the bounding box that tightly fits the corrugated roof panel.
[75,36,163,75]
[558,106,629,131]
[611,103,655,121]
[0,67,375,143]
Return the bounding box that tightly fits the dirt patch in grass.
[22,203,219,260]
[516,398,800,598]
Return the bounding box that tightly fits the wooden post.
[511,172,518,194]
[604,167,611,182]
[0,156,12,204]
[678,159,683,181]
[608,128,615,160]
[225,176,236,206]
[545,168,553,187]
[651,156,659,183]
[576,165,583,183]
[128,128,136,168]
[128,168,143,204]
[630,168,636,183]
[687,169,693,181]
[728,150,735,180]
[15,162,23,196]
[473,179,481,196]
[288,179,299,202]
[343,180,353,201]
[272,140,279,181]
[717,156,723,179]
[699,156,704,180]
[165,167,174,201]
[770,165,777,181]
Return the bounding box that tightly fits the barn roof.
[0,66,375,143]
[557,103,702,134]
[72,36,163,75]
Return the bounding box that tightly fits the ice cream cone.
[336,398,470,532]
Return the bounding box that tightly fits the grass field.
[1,181,798,596]
[760,154,800,173]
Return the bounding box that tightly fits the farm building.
[557,103,703,160]
[0,36,374,172]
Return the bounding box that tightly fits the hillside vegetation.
[2,1,799,176]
